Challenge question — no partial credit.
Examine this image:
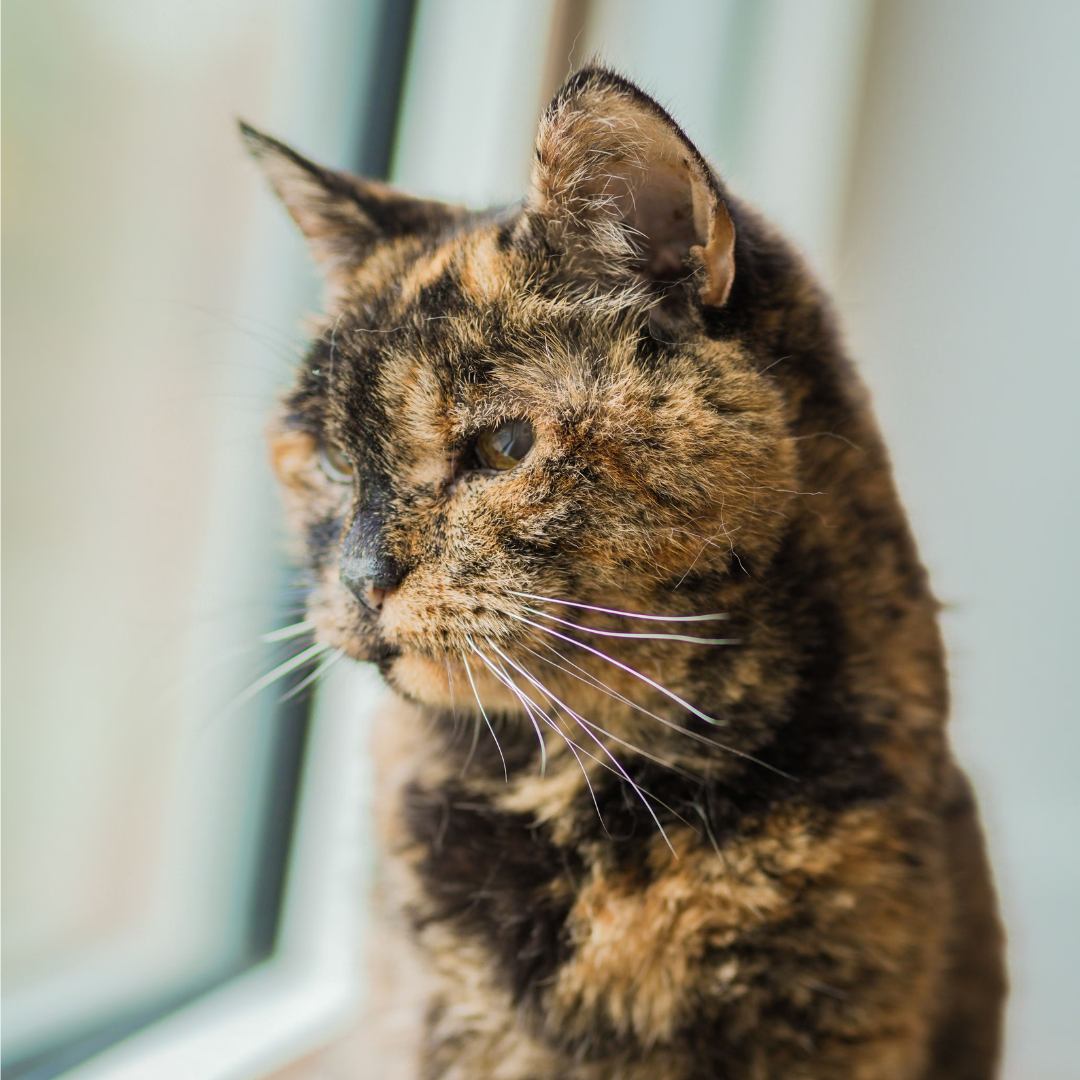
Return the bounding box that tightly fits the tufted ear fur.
[518,68,736,307]
[239,122,464,284]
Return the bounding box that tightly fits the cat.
[244,67,1005,1080]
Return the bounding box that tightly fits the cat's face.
[249,70,796,710]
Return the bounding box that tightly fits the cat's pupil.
[477,419,534,471]
[491,420,531,459]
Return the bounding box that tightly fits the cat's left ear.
[518,68,736,307]
[239,123,463,284]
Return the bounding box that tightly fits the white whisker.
[461,651,507,781]
[508,611,728,727]
[509,591,727,623]
[485,638,675,854]
[509,615,797,780]
[444,654,482,775]
[471,639,548,775]
[228,641,328,715]
[472,647,609,830]
[261,619,316,643]
[523,606,738,645]
[278,647,344,702]
[502,641,697,775]
[521,639,737,756]
[569,709,696,779]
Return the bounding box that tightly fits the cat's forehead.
[346,220,518,319]
[311,220,753,458]
[327,223,648,395]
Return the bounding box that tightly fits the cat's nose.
[339,552,403,612]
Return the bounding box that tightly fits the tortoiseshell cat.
[245,69,1005,1079]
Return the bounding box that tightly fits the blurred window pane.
[1,1,394,1072]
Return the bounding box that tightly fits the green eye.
[319,442,354,482]
[476,419,534,471]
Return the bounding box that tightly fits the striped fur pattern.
[246,69,1005,1079]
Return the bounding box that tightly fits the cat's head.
[246,69,798,712]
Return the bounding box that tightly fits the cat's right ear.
[239,123,460,283]
[516,68,736,308]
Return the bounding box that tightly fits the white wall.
[837,3,1080,1077]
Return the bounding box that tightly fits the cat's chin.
[386,653,455,707]
[384,651,523,714]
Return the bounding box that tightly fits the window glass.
[1,0,382,1069]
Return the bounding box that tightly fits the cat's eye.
[475,419,534,471]
[319,442,354,482]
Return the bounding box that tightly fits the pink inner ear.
[606,155,735,305]
[621,162,701,279]
[526,84,736,305]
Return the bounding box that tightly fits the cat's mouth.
[369,639,402,678]
[312,585,526,713]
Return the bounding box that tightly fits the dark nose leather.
[339,550,404,610]
[339,502,404,611]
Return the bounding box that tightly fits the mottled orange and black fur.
[246,69,1005,1079]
